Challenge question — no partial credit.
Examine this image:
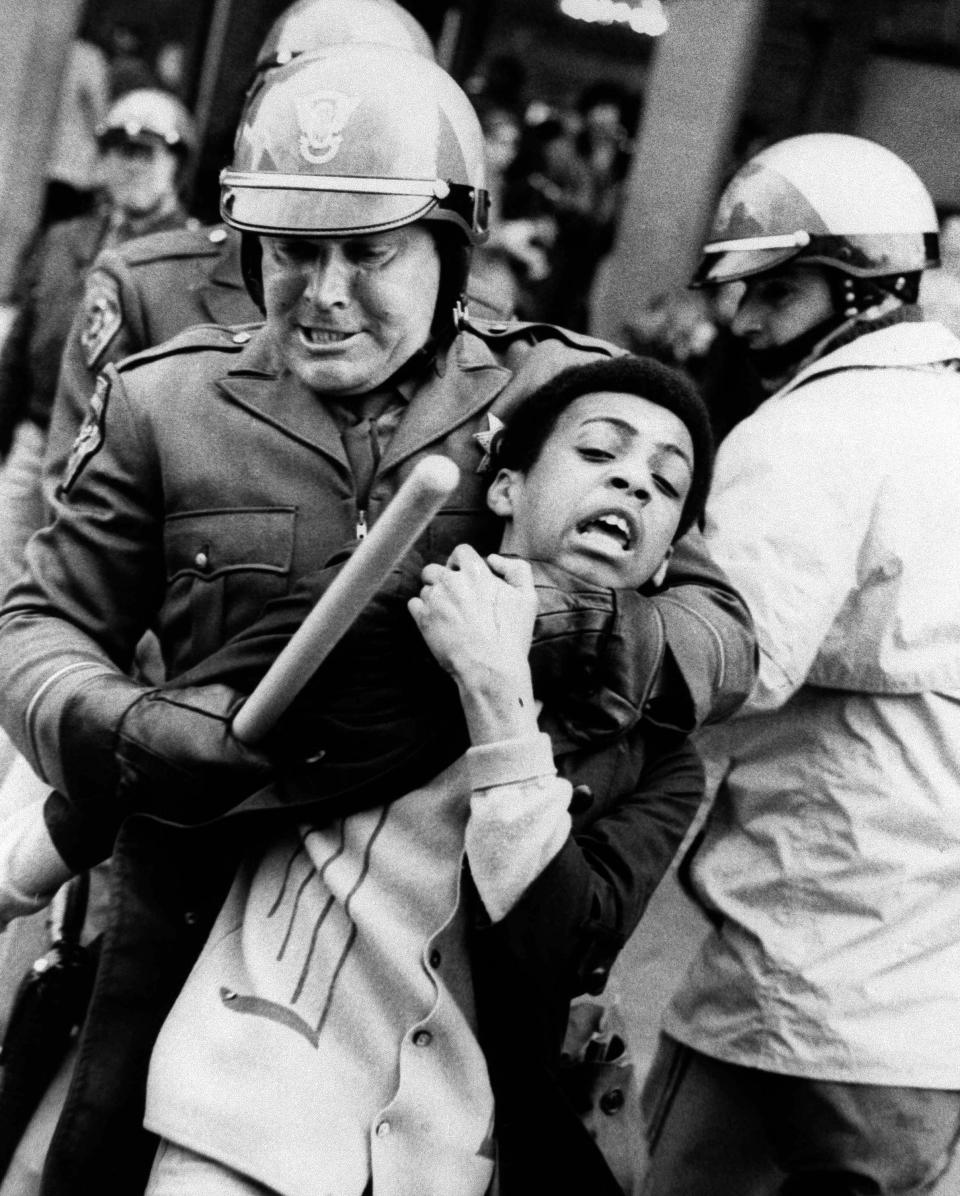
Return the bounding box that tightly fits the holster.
[0,873,97,1180]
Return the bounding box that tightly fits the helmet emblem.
[295,90,360,165]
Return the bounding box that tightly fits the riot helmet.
[692,133,938,310]
[222,44,488,326]
[97,88,197,162]
[255,0,435,80]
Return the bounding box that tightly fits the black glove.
[172,547,466,811]
[527,562,664,744]
[114,684,274,822]
[278,551,467,797]
[53,678,274,870]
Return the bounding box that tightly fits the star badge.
[473,413,505,473]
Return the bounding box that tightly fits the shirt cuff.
[465,731,557,791]
[465,732,571,923]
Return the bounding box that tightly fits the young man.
[140,353,715,1196]
[642,134,960,1196]
[0,354,715,1195]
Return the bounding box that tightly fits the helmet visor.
[221,171,487,241]
[691,244,803,287]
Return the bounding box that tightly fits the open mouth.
[575,512,634,551]
[299,327,355,347]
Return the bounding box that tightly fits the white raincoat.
[665,319,960,1087]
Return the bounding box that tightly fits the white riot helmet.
[692,134,939,308]
[254,0,435,80]
[221,43,488,327]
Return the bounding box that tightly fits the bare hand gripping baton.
[232,454,460,744]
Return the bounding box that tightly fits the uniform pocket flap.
[165,507,296,581]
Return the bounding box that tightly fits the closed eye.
[347,243,396,267]
[654,475,681,499]
[577,446,615,462]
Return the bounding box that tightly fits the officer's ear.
[486,467,523,521]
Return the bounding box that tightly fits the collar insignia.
[473,413,505,473]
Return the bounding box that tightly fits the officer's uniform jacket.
[0,317,755,1194]
[0,203,192,458]
[43,224,259,488]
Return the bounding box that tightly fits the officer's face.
[101,141,180,217]
[727,264,834,350]
[261,227,441,396]
[487,391,693,590]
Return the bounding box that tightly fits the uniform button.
[569,784,593,815]
[232,330,251,344]
[375,1121,391,1138]
[428,949,442,969]
[184,910,197,926]
[600,1088,625,1115]
[194,551,209,569]
[586,965,609,995]
[412,1030,432,1047]
[208,227,228,244]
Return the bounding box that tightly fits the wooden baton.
[232,454,460,744]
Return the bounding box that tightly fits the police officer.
[43,0,445,489]
[0,87,196,599]
[0,46,754,1195]
[0,7,462,1190]
[643,135,960,1196]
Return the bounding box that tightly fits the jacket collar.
[379,332,509,473]
[215,326,510,476]
[780,320,960,398]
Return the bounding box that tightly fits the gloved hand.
[55,678,274,869]
[279,550,467,794]
[526,561,664,743]
[114,683,275,822]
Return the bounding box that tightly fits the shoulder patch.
[62,374,109,493]
[79,270,123,369]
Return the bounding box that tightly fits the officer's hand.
[115,683,275,822]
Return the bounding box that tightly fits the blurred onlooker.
[515,87,634,332]
[41,37,111,229]
[465,52,528,113]
[473,98,554,318]
[574,80,637,236]
[105,23,159,99]
[155,42,189,101]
